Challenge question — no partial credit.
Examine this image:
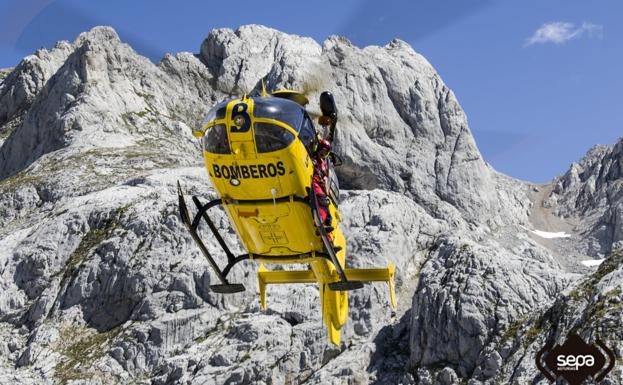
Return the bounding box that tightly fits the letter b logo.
[230,103,250,133]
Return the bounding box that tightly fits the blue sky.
[1,0,621,183]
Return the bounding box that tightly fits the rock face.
[0,27,211,180]
[490,250,623,385]
[546,139,623,257]
[0,24,620,385]
[0,41,73,130]
[409,236,575,378]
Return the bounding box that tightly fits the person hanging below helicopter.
[312,138,334,237]
[312,91,340,243]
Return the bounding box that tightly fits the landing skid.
[328,281,364,291]
[210,284,246,294]
[177,181,248,293]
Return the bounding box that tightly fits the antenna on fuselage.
[261,78,268,97]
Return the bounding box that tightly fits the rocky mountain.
[492,249,623,384]
[0,25,620,385]
[546,141,623,257]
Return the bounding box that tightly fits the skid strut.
[177,182,247,293]
[308,186,363,291]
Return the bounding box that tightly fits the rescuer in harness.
[312,138,334,237]
[312,91,340,244]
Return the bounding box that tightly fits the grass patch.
[0,114,23,146]
[0,170,43,191]
[53,324,122,384]
[240,352,251,362]
[135,91,155,102]
[0,68,11,81]
[121,107,158,124]
[58,205,129,281]
[498,315,528,346]
[585,287,623,324]
[0,128,10,142]
[1,143,176,193]
[523,323,542,347]
[566,250,623,336]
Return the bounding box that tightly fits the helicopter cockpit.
[200,96,318,155]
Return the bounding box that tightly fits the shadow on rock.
[367,309,415,385]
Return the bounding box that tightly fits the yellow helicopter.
[177,86,395,345]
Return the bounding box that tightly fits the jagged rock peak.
[0,40,73,126]
[555,138,623,191]
[200,24,322,94]
[541,137,623,256]
[548,137,623,213]
[0,25,211,180]
[73,25,121,45]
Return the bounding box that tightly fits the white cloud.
[524,21,603,47]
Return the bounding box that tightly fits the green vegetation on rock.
[0,68,12,81]
[60,205,129,281]
[53,324,122,384]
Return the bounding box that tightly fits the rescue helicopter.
[177,85,396,345]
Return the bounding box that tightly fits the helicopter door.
[299,114,317,154]
[228,102,257,159]
[327,158,340,206]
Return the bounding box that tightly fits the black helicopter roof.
[203,96,307,131]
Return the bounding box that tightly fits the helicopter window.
[203,124,230,154]
[253,97,304,132]
[254,122,295,153]
[299,114,317,153]
[201,100,228,127]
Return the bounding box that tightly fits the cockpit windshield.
[253,97,304,132]
[200,96,317,155]
[201,100,228,127]
[203,124,230,154]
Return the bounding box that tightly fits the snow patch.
[530,229,571,239]
[581,259,605,267]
